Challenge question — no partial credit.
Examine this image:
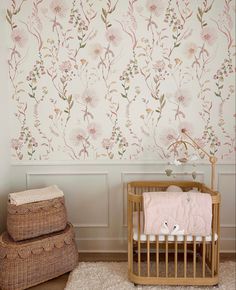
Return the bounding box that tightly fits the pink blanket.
[143,192,212,236]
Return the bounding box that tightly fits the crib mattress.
[133,227,218,242]
[132,211,218,242]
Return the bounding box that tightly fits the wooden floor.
[29,253,235,290]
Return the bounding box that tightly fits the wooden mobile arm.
[168,129,217,190]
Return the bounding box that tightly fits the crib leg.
[134,283,138,287]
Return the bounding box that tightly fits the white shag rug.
[65,261,236,290]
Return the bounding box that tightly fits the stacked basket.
[0,185,78,290]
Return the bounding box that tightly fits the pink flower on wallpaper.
[159,128,177,146]
[201,26,217,46]
[106,28,122,46]
[175,89,191,107]
[81,89,98,108]
[87,123,101,140]
[70,128,86,146]
[185,42,197,58]
[11,138,23,150]
[50,0,68,18]
[59,60,72,72]
[90,43,103,59]
[179,121,194,136]
[102,138,114,150]
[146,0,165,17]
[153,60,165,71]
[11,28,28,48]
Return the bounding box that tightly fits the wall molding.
[218,171,236,177]
[12,160,236,166]
[221,224,236,228]
[26,171,110,228]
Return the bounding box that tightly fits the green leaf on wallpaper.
[29,93,35,98]
[69,101,74,109]
[6,9,12,19]
[101,15,106,23]
[197,14,201,23]
[175,43,180,47]
[6,15,11,25]
[205,3,213,13]
[13,7,21,15]
[80,43,86,48]
[68,95,72,103]
[17,89,24,93]
[102,8,107,16]
[121,93,127,98]
[110,5,116,13]
[160,94,164,103]
[198,8,202,16]
[161,100,166,108]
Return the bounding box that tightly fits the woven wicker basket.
[7,197,67,241]
[0,223,78,290]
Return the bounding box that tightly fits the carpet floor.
[65,261,236,290]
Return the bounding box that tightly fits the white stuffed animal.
[166,185,183,192]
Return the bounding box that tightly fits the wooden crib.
[127,181,220,286]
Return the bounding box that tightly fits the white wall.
[0,3,11,233]
[0,1,235,252]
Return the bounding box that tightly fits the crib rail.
[127,181,220,286]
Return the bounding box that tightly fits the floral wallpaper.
[7,0,235,161]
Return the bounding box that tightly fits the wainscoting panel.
[26,172,109,228]
[8,164,236,252]
[218,172,236,226]
[218,172,236,252]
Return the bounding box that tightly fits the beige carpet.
[65,261,236,290]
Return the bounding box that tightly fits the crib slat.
[156,235,159,277]
[165,235,168,277]
[202,237,206,277]
[193,236,196,278]
[138,203,141,276]
[128,200,133,274]
[212,205,216,277]
[184,235,187,278]
[174,236,178,278]
[216,204,220,274]
[147,235,150,277]
[209,244,212,264]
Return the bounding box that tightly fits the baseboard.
[78,252,236,262]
